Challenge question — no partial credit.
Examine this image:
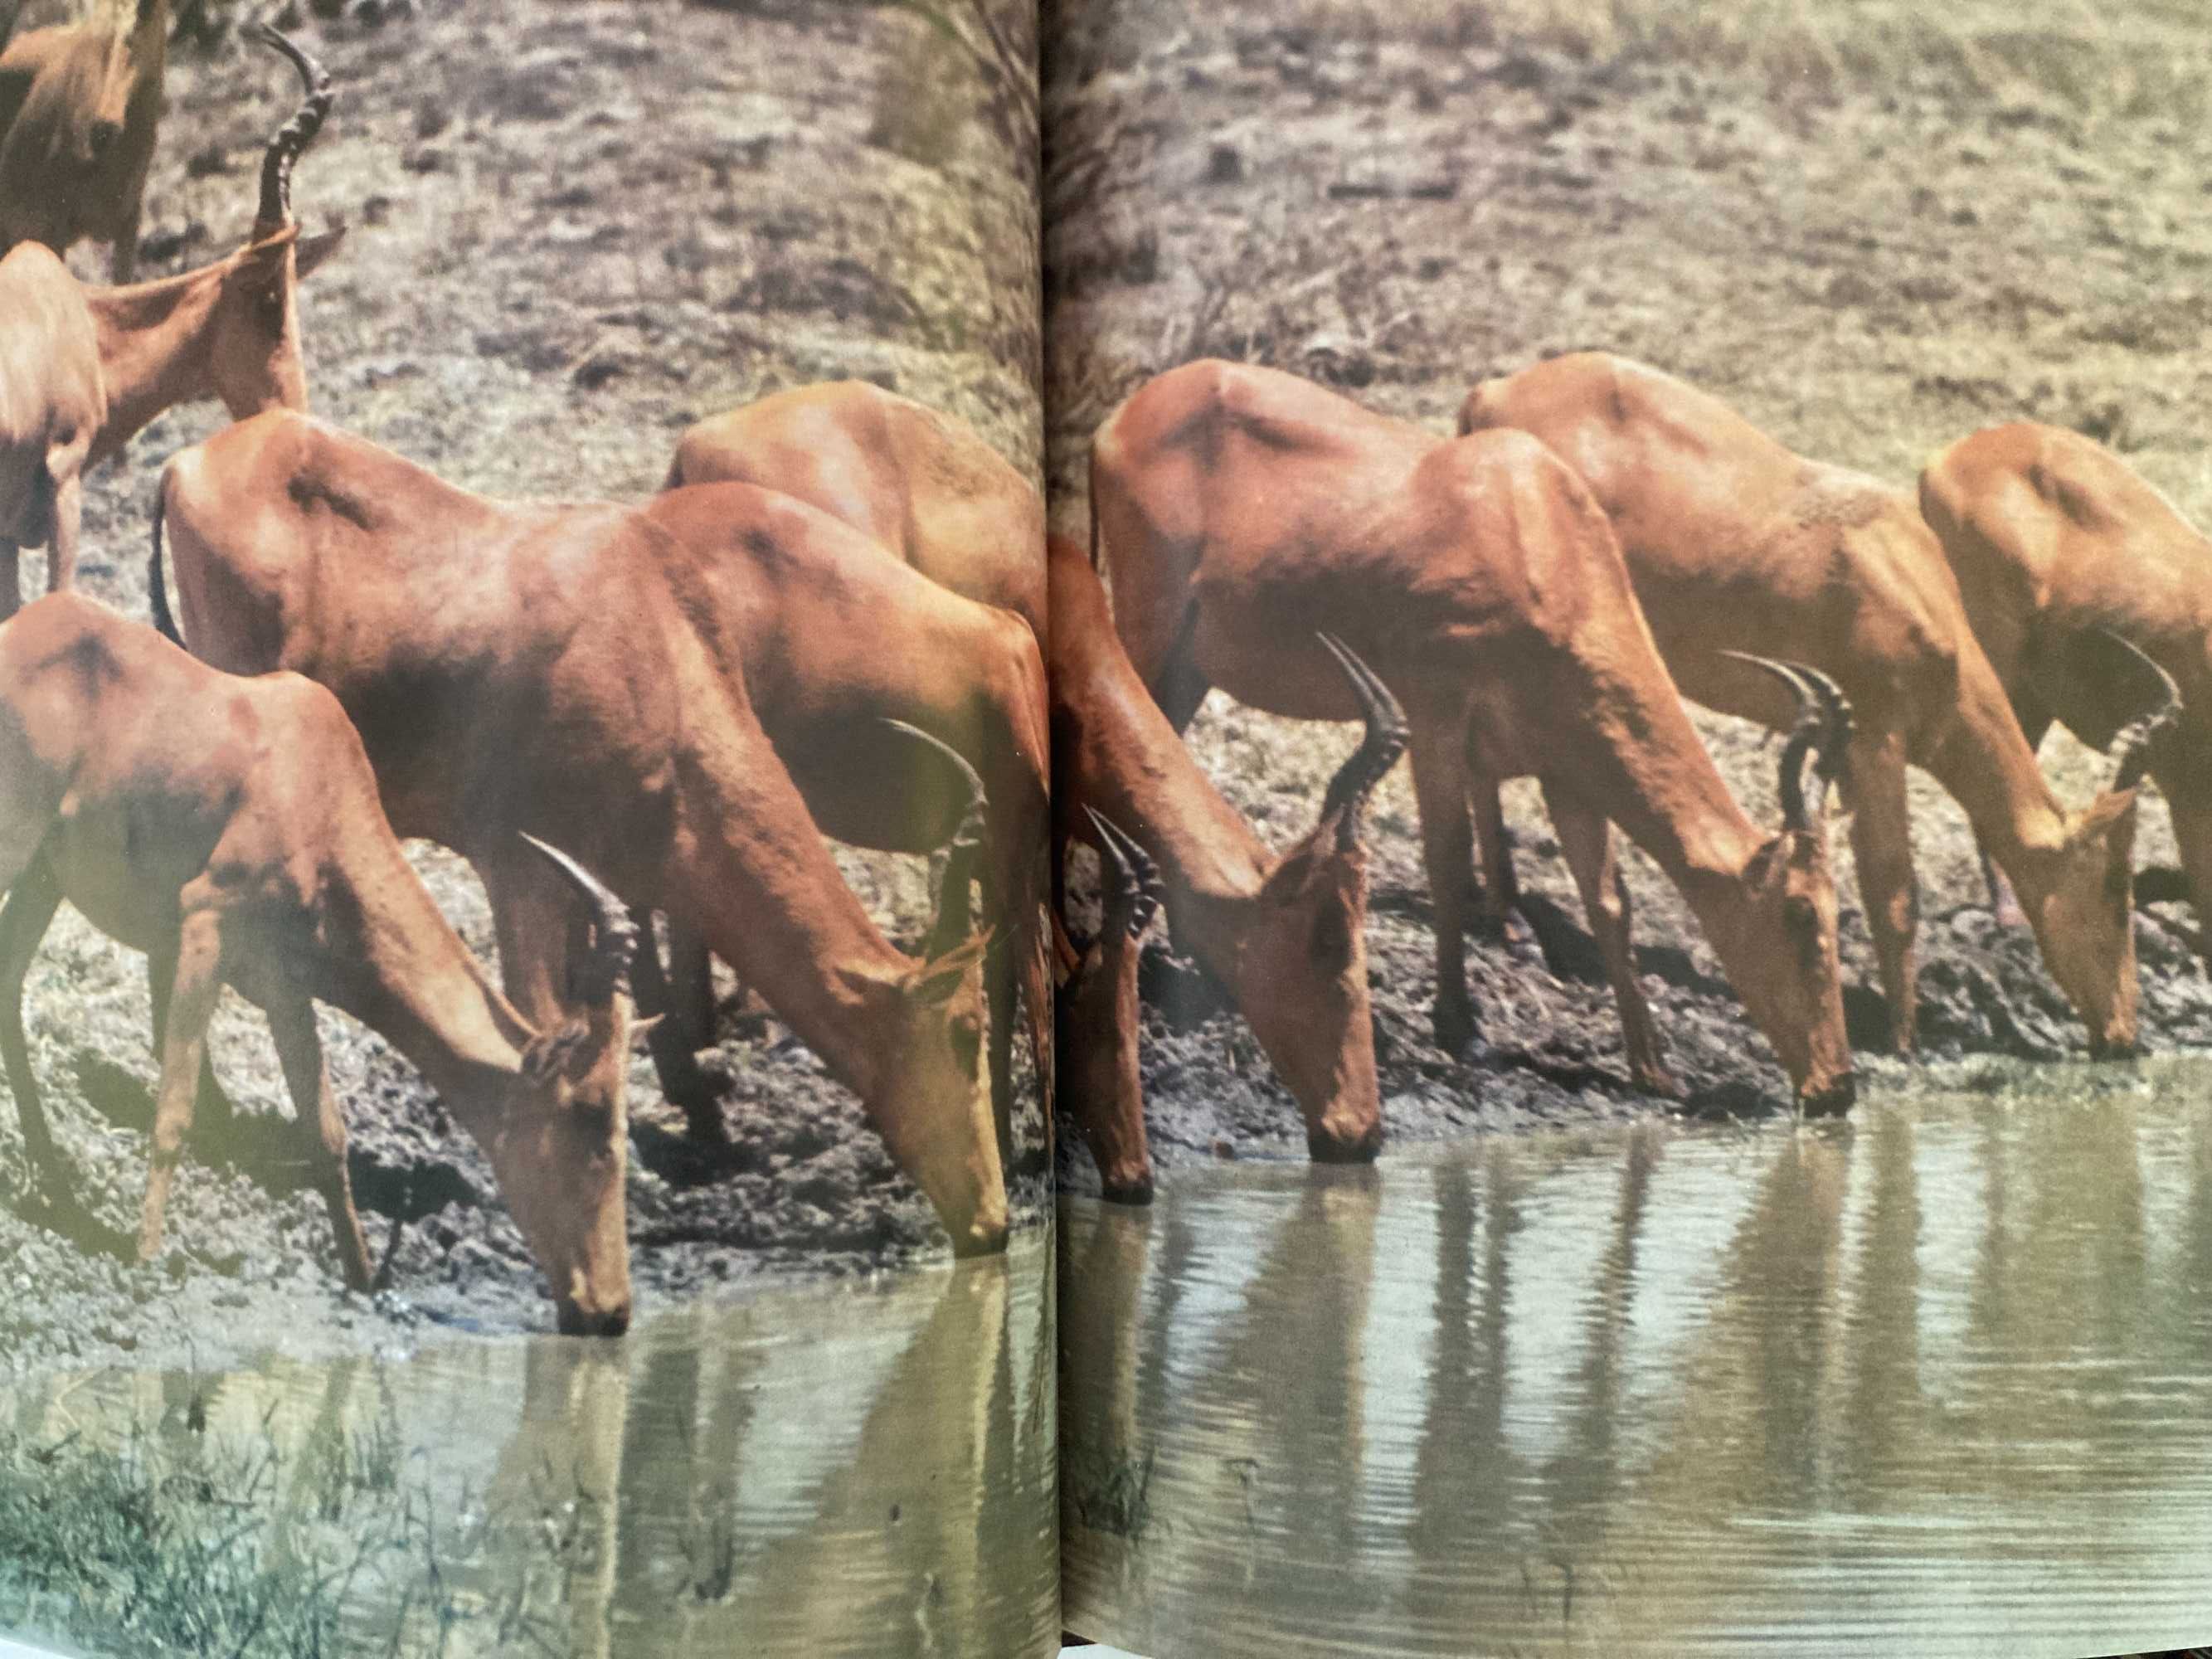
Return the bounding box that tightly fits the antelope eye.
[1784,895,1819,932]
[1310,904,1353,965]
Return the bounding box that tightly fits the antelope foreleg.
[2154,757,2212,961]
[1544,781,1678,1098]
[480,849,578,1026]
[43,460,80,597]
[1057,930,1151,1204]
[665,917,719,1052]
[1470,769,1532,945]
[630,929,732,1144]
[1408,720,1478,1054]
[1844,731,1920,1055]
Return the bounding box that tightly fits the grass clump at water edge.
[0,1405,609,1659]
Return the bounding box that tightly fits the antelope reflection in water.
[1062,1069,2212,1657]
[4,1246,1056,1659]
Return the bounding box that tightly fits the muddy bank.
[1043,2,2212,1193]
[2,0,1046,1377]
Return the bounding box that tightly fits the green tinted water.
[5,1242,1057,1658]
[1062,1062,2212,1657]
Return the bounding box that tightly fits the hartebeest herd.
[0,12,2198,1334]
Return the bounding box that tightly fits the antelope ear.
[911,931,992,1005]
[295,226,347,279]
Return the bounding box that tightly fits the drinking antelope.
[667,383,1403,1187]
[0,23,341,618]
[1461,353,2167,1058]
[151,409,1009,1258]
[1095,359,1857,1114]
[638,480,1053,1174]
[1918,422,2193,934]
[0,593,639,1334]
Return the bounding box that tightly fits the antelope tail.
[148,484,180,646]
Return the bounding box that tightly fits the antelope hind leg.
[139,910,225,1267]
[0,862,70,1200]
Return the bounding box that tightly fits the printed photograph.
[0,2,1057,1655]
[1044,0,2212,1652]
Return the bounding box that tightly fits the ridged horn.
[1084,808,1164,944]
[1722,652,1854,830]
[517,833,639,1003]
[248,23,333,231]
[1315,633,1408,851]
[2098,628,2181,793]
[884,718,989,954]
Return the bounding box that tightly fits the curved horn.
[1315,634,1408,851]
[1721,652,1855,830]
[2098,628,2181,793]
[517,833,639,1003]
[247,23,333,231]
[883,718,989,953]
[1084,808,1164,943]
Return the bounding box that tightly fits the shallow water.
[1061,1060,2212,1657]
[3,1242,1058,1659]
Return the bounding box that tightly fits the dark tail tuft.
[148,480,180,645]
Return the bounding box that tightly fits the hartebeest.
[150,409,1009,1258]
[1461,353,2164,1056]
[636,480,1053,1169]
[665,384,1403,1183]
[1918,422,2196,929]
[0,23,340,618]
[0,0,167,280]
[1096,359,1857,1112]
[0,593,639,1333]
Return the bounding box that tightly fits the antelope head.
[1218,633,1405,1161]
[1715,654,1858,1116]
[203,24,344,418]
[75,0,162,166]
[871,721,1010,1256]
[2021,630,2180,1058]
[1067,808,1165,1204]
[479,834,639,1336]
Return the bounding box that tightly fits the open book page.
[0,2,1056,1655]
[1046,2,2212,1653]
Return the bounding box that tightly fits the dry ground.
[0,0,1044,1370]
[1042,0,2212,1184]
